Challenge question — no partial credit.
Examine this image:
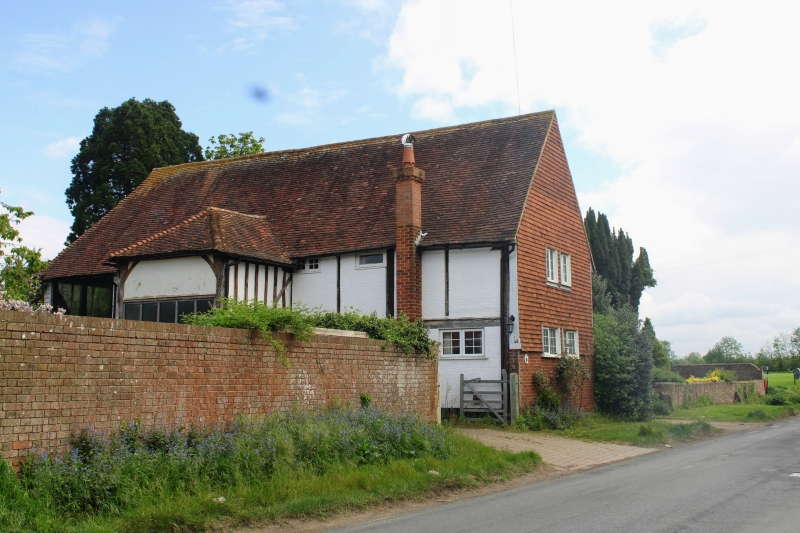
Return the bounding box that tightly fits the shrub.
[555,356,591,408]
[593,310,652,420]
[309,309,437,358]
[14,408,450,517]
[651,396,671,416]
[517,405,586,431]
[183,300,438,360]
[747,409,769,420]
[652,367,685,383]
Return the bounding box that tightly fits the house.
[43,111,594,411]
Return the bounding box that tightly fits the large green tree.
[65,98,203,243]
[585,208,656,311]
[204,132,265,160]
[0,191,48,303]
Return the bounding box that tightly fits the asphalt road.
[336,418,800,533]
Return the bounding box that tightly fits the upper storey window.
[299,258,320,272]
[357,252,385,269]
[546,248,558,283]
[561,254,571,286]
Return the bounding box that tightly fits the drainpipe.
[500,243,517,375]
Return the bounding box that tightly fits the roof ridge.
[146,110,557,181]
[109,208,213,258]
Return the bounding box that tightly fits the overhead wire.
[509,0,521,116]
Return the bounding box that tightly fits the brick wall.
[672,364,763,381]
[0,310,438,465]
[514,117,595,410]
[654,380,765,408]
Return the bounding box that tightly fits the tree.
[593,307,653,420]
[204,132,265,160]
[591,272,612,314]
[703,336,748,363]
[65,98,203,243]
[584,208,656,311]
[684,351,703,364]
[0,191,48,303]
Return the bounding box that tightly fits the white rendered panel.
[124,257,216,300]
[436,326,502,407]
[292,256,337,311]
[340,253,386,315]
[246,263,257,302]
[449,248,501,318]
[421,250,446,319]
[236,263,246,301]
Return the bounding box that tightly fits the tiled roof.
[45,111,555,280]
[108,207,292,265]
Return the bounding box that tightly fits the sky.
[1,0,799,356]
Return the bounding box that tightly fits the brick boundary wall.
[653,380,765,408]
[671,364,763,381]
[0,310,438,465]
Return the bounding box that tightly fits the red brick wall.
[395,167,425,321]
[515,117,595,410]
[0,310,438,465]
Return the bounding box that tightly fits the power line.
[655,244,800,272]
[509,0,520,116]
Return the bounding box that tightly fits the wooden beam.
[274,270,292,307]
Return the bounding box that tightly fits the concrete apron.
[459,428,656,471]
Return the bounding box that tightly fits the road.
[336,418,800,533]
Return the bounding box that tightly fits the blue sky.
[2,1,799,355]
[0,1,614,250]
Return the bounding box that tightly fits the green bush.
[517,405,586,431]
[310,308,437,358]
[183,300,438,359]
[747,409,769,420]
[651,396,671,416]
[10,409,450,518]
[593,310,653,420]
[652,367,685,383]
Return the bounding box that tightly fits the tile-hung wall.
[227,262,293,307]
[422,247,520,407]
[291,251,389,315]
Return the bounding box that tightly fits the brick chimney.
[394,134,425,321]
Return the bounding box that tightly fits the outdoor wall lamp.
[507,314,515,335]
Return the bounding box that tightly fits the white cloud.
[216,0,294,51]
[43,137,80,158]
[384,0,800,354]
[15,215,70,261]
[12,18,118,73]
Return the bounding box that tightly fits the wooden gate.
[459,370,509,423]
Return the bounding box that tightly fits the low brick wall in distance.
[671,363,763,381]
[654,380,765,408]
[0,310,438,465]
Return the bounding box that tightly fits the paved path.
[459,428,656,470]
[339,418,800,532]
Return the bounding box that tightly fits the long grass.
[0,409,539,533]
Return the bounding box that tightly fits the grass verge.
[667,404,797,423]
[541,416,717,446]
[1,425,538,533]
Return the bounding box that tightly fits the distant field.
[767,372,799,389]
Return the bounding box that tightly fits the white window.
[356,252,385,269]
[441,330,484,357]
[546,248,558,283]
[563,330,579,357]
[561,254,571,286]
[299,258,320,272]
[542,326,560,356]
